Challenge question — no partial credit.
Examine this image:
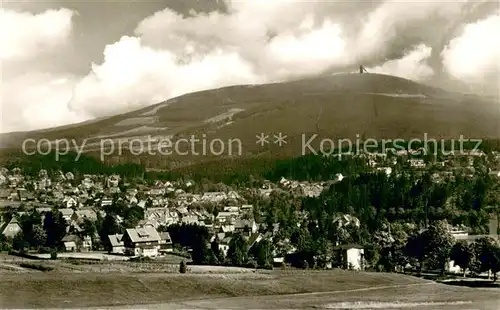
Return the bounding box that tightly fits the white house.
[334,244,365,270]
[219,236,232,256]
[59,208,75,222]
[122,227,161,257]
[1,217,22,238]
[409,159,426,168]
[108,234,125,254]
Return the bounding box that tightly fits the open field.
[135,283,500,309]
[0,269,430,308]
[0,253,255,274]
[0,253,499,309]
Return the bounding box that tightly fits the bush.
[50,250,58,260]
[19,263,54,272]
[38,247,52,254]
[302,260,309,269]
[264,263,273,270]
[246,260,258,269]
[130,256,152,262]
[179,260,187,273]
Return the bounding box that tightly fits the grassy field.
[0,269,426,308]
[159,282,500,310]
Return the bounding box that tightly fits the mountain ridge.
[1,73,498,165]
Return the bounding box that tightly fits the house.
[202,192,227,203]
[126,188,138,197]
[227,191,241,200]
[109,187,121,194]
[216,211,239,223]
[1,217,22,238]
[106,175,120,188]
[159,232,173,253]
[241,204,253,212]
[223,206,240,213]
[63,240,77,252]
[235,219,258,236]
[72,209,97,224]
[35,207,52,214]
[81,235,92,251]
[108,234,125,254]
[18,188,35,201]
[219,236,232,256]
[136,219,156,229]
[62,234,82,252]
[59,208,74,221]
[220,224,235,234]
[181,214,199,225]
[333,244,365,270]
[122,226,161,257]
[63,196,78,208]
[409,158,426,168]
[149,188,165,196]
[100,197,113,207]
[165,211,179,226]
[61,234,92,251]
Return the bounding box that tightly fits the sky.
[1,0,499,133]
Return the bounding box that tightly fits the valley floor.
[0,269,499,309]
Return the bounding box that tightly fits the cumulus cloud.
[367,44,434,81]
[0,8,74,61]
[2,1,498,133]
[1,73,84,133]
[68,36,261,118]
[1,8,77,133]
[355,1,464,60]
[441,11,500,92]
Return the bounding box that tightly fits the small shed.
[333,244,365,271]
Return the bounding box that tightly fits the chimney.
[488,214,498,237]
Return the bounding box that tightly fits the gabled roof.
[108,234,124,247]
[235,219,256,229]
[159,232,172,242]
[221,236,232,244]
[125,226,161,243]
[74,209,97,220]
[59,208,74,216]
[333,243,364,250]
[62,234,81,243]
[247,232,262,248]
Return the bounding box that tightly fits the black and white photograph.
[0,0,499,309]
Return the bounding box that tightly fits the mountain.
[1,73,499,167]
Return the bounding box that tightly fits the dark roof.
[333,243,364,250]
[62,234,81,243]
[159,232,172,242]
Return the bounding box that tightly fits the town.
[1,147,500,278]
